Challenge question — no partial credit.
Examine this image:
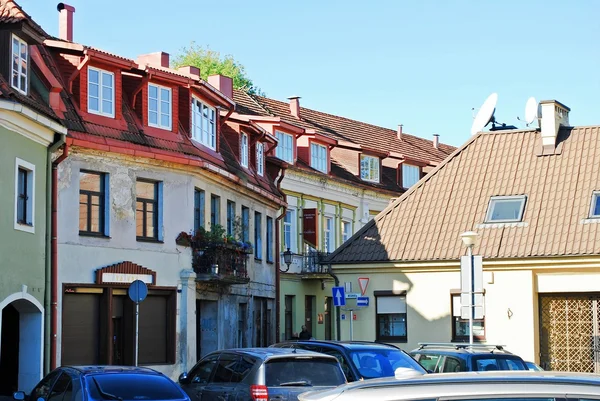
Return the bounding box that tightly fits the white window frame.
[324,216,335,253]
[275,130,294,163]
[485,195,527,223]
[11,34,28,94]
[240,132,249,168]
[310,142,328,173]
[590,191,600,218]
[148,83,172,130]
[402,164,420,188]
[360,155,380,183]
[87,66,115,118]
[342,220,352,243]
[256,142,264,176]
[14,158,35,233]
[283,209,297,253]
[191,97,216,149]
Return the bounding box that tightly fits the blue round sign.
[128,279,148,303]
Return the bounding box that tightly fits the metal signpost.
[460,253,483,345]
[128,279,148,366]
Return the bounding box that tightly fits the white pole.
[135,302,139,366]
[350,310,354,341]
[468,245,474,346]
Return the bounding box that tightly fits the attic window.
[88,67,115,118]
[240,133,248,168]
[191,97,216,149]
[11,34,28,94]
[485,195,527,223]
[590,191,600,218]
[360,155,379,183]
[256,142,264,176]
[148,83,172,131]
[275,131,293,163]
[402,164,420,188]
[310,143,327,173]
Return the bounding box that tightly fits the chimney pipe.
[397,124,403,141]
[208,75,233,100]
[288,96,300,119]
[540,100,570,154]
[57,3,75,42]
[433,133,439,149]
[136,52,170,69]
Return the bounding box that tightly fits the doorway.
[0,304,19,395]
[197,300,218,360]
[305,295,315,336]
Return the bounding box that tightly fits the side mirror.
[13,391,26,401]
[178,372,189,384]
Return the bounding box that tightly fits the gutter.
[327,265,342,341]
[274,167,287,343]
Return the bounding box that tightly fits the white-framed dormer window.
[148,83,171,130]
[485,195,527,223]
[191,97,216,149]
[402,164,420,188]
[256,142,264,176]
[275,130,293,163]
[311,143,328,173]
[324,216,335,253]
[11,34,28,94]
[14,158,35,233]
[240,132,249,168]
[360,155,379,183]
[88,66,115,117]
[590,191,600,218]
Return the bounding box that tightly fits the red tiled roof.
[0,0,48,38]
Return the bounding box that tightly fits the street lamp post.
[282,248,293,273]
[460,231,479,346]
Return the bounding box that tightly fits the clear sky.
[19,0,600,147]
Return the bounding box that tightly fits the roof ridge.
[234,90,274,116]
[0,0,49,38]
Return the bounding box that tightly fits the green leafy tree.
[172,42,264,96]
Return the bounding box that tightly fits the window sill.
[476,221,528,229]
[14,222,34,234]
[254,257,263,262]
[266,260,274,265]
[137,237,164,244]
[79,232,111,239]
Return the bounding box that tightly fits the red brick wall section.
[95,261,157,285]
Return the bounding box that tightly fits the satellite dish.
[471,93,498,136]
[525,97,539,126]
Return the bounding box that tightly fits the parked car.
[298,370,600,401]
[13,366,188,401]
[525,361,544,371]
[410,343,528,372]
[177,348,346,401]
[270,340,426,381]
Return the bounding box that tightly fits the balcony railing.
[281,251,330,275]
[193,244,251,285]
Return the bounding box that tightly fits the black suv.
[410,343,529,373]
[270,340,426,382]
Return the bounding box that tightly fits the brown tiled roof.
[328,127,600,263]
[0,0,48,38]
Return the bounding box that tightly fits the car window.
[87,374,184,400]
[442,356,464,373]
[264,357,346,387]
[47,373,73,401]
[503,358,528,370]
[232,356,255,383]
[31,370,61,401]
[189,355,219,385]
[414,353,441,372]
[320,349,354,381]
[212,354,240,383]
[473,358,502,371]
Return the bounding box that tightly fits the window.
[136,180,162,241]
[88,67,114,117]
[242,206,250,243]
[213,353,239,383]
[256,142,264,176]
[191,98,216,149]
[451,294,485,341]
[188,355,218,385]
[283,209,296,252]
[590,191,600,218]
[342,220,352,243]
[14,158,34,233]
[402,164,420,188]
[148,83,171,130]
[211,195,220,227]
[360,155,379,182]
[375,292,407,342]
[79,171,109,236]
[324,216,334,253]
[266,216,273,262]
[275,131,293,163]
[240,133,249,167]
[194,188,205,232]
[227,200,236,236]
[255,211,262,259]
[310,143,328,173]
[485,195,527,223]
[11,34,28,94]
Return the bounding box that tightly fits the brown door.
[324,297,333,340]
[62,293,101,365]
[305,295,315,336]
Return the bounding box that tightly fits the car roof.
[209,347,338,359]
[63,366,161,375]
[277,340,400,351]
[411,343,515,355]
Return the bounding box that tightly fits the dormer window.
[256,142,264,176]
[402,164,420,188]
[11,34,28,94]
[275,131,293,163]
[88,67,114,117]
[590,191,600,218]
[310,143,327,173]
[191,97,216,149]
[485,195,527,223]
[360,155,379,183]
[148,83,171,130]
[240,133,248,167]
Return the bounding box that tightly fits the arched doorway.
[0,294,43,394]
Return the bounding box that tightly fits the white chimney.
[57,3,75,42]
[288,96,300,119]
[136,52,170,69]
[540,100,570,153]
[433,133,439,149]
[397,124,403,141]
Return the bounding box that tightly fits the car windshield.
[87,374,185,400]
[350,349,426,379]
[265,357,346,387]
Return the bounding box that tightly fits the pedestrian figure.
[299,325,312,340]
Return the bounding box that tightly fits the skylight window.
[485,195,527,223]
[590,191,600,218]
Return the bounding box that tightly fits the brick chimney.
[136,52,170,69]
[178,66,200,80]
[397,124,403,141]
[288,96,300,119]
[57,3,75,42]
[433,133,439,149]
[208,75,233,100]
[540,100,570,154]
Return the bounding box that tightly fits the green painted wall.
[0,125,48,306]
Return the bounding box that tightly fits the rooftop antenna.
[471,93,498,136]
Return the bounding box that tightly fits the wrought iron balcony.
[193,244,251,285]
[281,251,330,277]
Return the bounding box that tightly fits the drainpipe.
[45,135,65,374]
[50,141,69,370]
[274,168,287,343]
[328,265,341,341]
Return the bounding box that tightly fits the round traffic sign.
[128,279,148,303]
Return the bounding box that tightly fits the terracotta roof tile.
[328,127,600,263]
[0,0,48,38]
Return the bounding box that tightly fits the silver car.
[298,370,600,401]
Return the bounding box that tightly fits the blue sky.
[19,0,600,147]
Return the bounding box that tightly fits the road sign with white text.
[332,286,346,307]
[357,296,369,307]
